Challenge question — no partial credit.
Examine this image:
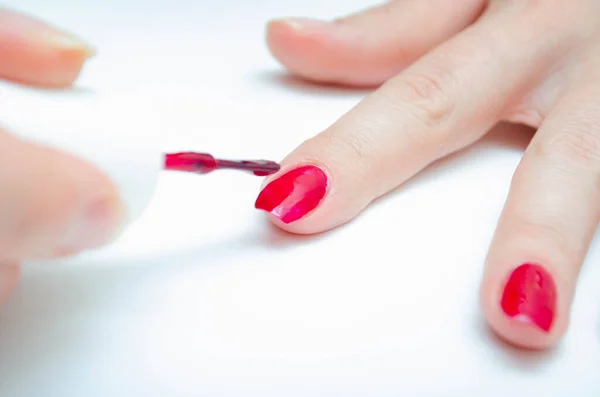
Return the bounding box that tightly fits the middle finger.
[480,63,600,348]
[255,6,565,233]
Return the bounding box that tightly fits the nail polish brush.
[164,152,279,176]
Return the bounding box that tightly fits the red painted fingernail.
[500,263,557,332]
[254,165,328,224]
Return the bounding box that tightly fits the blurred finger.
[0,8,95,87]
[0,262,19,304]
[266,0,485,86]
[0,128,124,260]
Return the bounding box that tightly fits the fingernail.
[500,263,557,332]
[272,17,331,31]
[59,198,125,251]
[45,31,96,57]
[255,165,328,224]
[8,9,97,57]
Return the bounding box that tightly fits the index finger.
[0,8,95,87]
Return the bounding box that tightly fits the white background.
[1,0,599,396]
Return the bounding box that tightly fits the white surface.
[0,0,599,396]
[0,84,164,227]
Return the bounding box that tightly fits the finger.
[0,8,95,87]
[479,78,600,349]
[0,262,19,305]
[255,8,561,233]
[266,0,485,87]
[0,128,124,260]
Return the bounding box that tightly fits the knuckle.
[389,69,455,128]
[324,130,374,169]
[505,0,566,16]
[515,216,581,260]
[313,128,378,189]
[504,0,592,40]
[541,118,600,167]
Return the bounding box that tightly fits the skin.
[0,9,121,301]
[264,0,600,350]
[1,0,599,350]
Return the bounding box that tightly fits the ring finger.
[480,70,600,349]
[0,262,19,305]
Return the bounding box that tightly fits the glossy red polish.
[164,152,280,176]
[254,165,328,224]
[500,263,557,332]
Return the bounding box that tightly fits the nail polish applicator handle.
[0,82,282,237]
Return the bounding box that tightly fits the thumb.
[0,128,124,260]
[0,262,19,305]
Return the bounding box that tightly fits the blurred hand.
[0,8,123,306]
[261,0,600,349]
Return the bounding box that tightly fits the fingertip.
[266,17,343,84]
[37,37,96,87]
[266,17,390,87]
[0,8,96,87]
[254,163,331,233]
[479,265,567,350]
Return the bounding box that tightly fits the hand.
[260,0,600,349]
[0,9,122,306]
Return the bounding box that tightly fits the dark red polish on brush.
[254,165,328,224]
[164,152,280,176]
[500,263,557,332]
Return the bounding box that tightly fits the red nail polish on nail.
[254,165,328,224]
[500,263,557,332]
